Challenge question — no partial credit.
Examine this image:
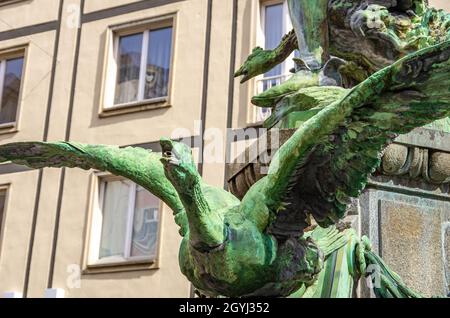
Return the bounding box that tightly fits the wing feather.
[0,141,187,234]
[262,40,450,239]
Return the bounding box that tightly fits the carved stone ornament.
[381,144,450,184]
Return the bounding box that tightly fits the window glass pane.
[114,33,143,105]
[99,180,130,259]
[145,27,172,100]
[264,4,283,78]
[0,57,23,124]
[131,185,160,258]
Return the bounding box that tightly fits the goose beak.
[160,137,173,150]
[160,138,181,166]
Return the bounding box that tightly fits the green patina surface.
[0,0,449,298]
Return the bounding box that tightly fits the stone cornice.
[395,128,450,152]
[227,128,450,199]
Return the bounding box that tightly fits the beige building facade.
[0,0,448,298]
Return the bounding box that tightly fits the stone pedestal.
[361,128,450,297]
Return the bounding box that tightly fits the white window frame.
[113,29,160,106]
[252,0,296,123]
[258,0,294,76]
[87,175,161,267]
[0,52,25,128]
[102,17,175,111]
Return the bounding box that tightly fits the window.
[0,188,7,253]
[254,1,296,122]
[263,3,285,84]
[104,19,174,111]
[0,55,24,126]
[0,189,5,224]
[0,0,27,7]
[87,176,161,268]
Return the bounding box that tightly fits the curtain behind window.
[99,180,130,259]
[145,27,172,100]
[114,33,143,105]
[131,185,160,258]
[264,4,284,78]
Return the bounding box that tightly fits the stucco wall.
[432,0,450,11]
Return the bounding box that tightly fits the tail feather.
[363,250,424,298]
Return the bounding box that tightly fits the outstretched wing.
[0,142,187,234]
[261,40,450,239]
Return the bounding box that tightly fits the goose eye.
[164,151,173,157]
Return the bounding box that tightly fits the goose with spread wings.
[1,41,450,297]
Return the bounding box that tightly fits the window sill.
[83,258,159,274]
[100,98,171,118]
[246,121,264,128]
[0,122,18,135]
[0,0,29,8]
